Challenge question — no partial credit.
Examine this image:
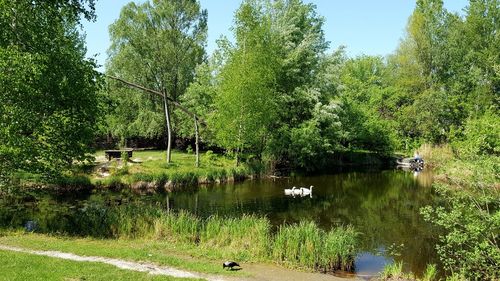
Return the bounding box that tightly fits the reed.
[422,264,437,281]
[381,261,404,279]
[272,221,357,272]
[113,205,160,239]
[320,225,357,271]
[154,210,200,243]
[29,201,358,273]
[200,214,270,260]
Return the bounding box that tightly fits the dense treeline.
[106,0,498,171]
[1,0,497,178]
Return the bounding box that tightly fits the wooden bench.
[105,149,133,161]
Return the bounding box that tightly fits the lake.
[0,168,438,278]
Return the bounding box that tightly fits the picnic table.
[105,149,133,161]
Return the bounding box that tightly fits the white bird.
[292,187,303,196]
[284,186,297,195]
[300,185,313,196]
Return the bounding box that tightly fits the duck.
[284,186,297,195]
[300,185,313,196]
[223,261,240,270]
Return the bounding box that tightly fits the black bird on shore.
[223,261,240,270]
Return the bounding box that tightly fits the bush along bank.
[14,201,359,274]
[418,145,499,280]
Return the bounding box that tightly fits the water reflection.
[0,169,437,277]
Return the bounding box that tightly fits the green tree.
[107,0,207,162]
[265,0,333,168]
[338,56,397,152]
[0,0,103,182]
[389,0,499,145]
[179,61,217,143]
[211,1,278,165]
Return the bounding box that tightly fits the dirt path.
[0,245,224,281]
[0,244,361,281]
[235,263,362,281]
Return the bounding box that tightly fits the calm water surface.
[0,169,438,278]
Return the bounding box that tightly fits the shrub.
[421,157,500,280]
[452,111,499,159]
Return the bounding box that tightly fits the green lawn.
[87,150,257,187]
[0,232,249,277]
[0,248,200,281]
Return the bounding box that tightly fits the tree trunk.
[163,91,172,163]
[194,115,200,168]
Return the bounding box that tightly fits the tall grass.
[154,210,200,243]
[273,221,322,269]
[422,264,437,281]
[273,222,358,272]
[381,261,404,279]
[417,144,454,168]
[380,262,438,281]
[36,201,358,273]
[321,225,357,271]
[201,214,270,260]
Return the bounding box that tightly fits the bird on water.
[223,261,240,270]
[300,185,313,196]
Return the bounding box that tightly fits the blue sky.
[82,0,469,70]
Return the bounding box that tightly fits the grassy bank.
[15,149,397,192]
[0,246,196,281]
[0,205,358,274]
[32,150,264,192]
[417,145,499,280]
[92,150,264,192]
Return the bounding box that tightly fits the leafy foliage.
[421,184,499,280]
[106,0,207,141]
[421,155,500,280]
[211,1,279,163]
[452,111,500,158]
[0,0,103,181]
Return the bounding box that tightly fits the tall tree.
[211,1,279,165]
[337,55,398,152]
[107,0,207,163]
[388,0,499,144]
[266,0,332,168]
[210,0,341,170]
[0,0,103,182]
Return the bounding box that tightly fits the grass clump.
[321,225,357,271]
[381,261,404,280]
[379,262,438,281]
[273,221,357,272]
[201,214,270,260]
[154,210,200,243]
[273,221,322,269]
[422,264,437,281]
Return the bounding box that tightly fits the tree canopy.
[0,0,103,181]
[106,0,207,141]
